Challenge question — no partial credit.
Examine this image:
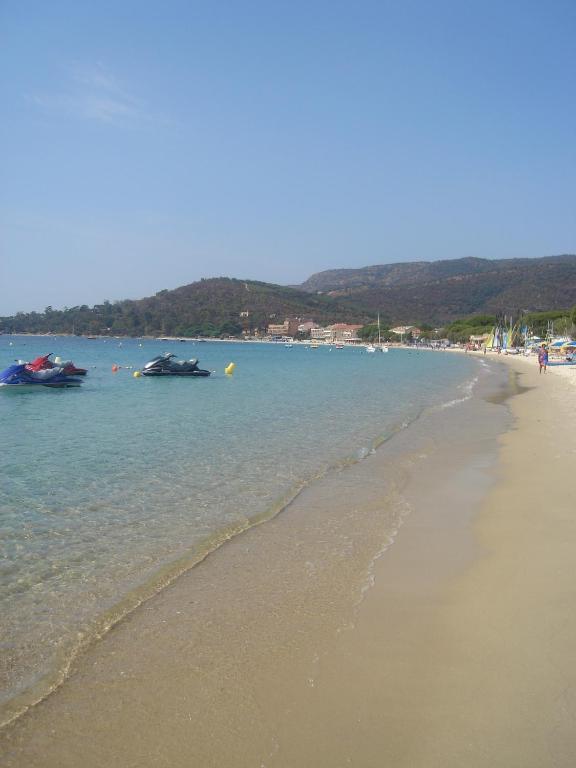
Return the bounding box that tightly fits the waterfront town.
[265,317,422,344]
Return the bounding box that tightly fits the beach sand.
[1,354,575,766]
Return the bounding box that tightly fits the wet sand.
[1,356,576,766]
[314,354,576,767]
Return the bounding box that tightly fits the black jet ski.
[141,353,211,377]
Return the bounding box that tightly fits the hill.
[2,255,576,336]
[297,255,576,324]
[0,278,369,337]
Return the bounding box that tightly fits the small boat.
[26,353,88,376]
[366,344,376,353]
[0,364,83,390]
[140,353,211,377]
[375,313,389,352]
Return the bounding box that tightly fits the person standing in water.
[538,344,548,374]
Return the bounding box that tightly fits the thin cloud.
[72,62,122,92]
[29,63,172,128]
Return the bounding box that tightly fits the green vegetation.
[357,323,393,342]
[300,254,576,325]
[0,278,368,337]
[521,309,574,338]
[444,315,497,342]
[2,263,576,340]
[445,308,576,343]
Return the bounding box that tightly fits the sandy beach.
[341,352,576,767]
[1,353,575,767]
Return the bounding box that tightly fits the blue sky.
[1,0,574,314]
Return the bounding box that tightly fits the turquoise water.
[0,336,479,717]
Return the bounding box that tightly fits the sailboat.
[366,314,388,353]
[376,313,389,352]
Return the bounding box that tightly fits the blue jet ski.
[0,363,84,390]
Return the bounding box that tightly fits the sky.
[1,0,575,315]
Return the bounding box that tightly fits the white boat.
[376,313,389,352]
[366,314,388,353]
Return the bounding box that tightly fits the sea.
[0,335,489,724]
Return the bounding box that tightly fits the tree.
[358,322,390,342]
[218,320,243,337]
[358,324,379,342]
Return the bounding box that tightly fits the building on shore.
[267,318,301,338]
[469,333,490,347]
[266,320,363,343]
[297,321,319,334]
[390,325,421,340]
[310,324,363,343]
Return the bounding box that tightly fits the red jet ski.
[26,353,88,376]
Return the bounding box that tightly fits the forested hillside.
[2,255,576,336]
[297,255,576,324]
[0,278,367,337]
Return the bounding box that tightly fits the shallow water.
[0,336,480,720]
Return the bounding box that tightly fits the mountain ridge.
[296,254,576,293]
[293,254,576,325]
[1,254,575,335]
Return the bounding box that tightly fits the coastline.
[306,353,576,767]
[368,352,576,766]
[1,354,575,766]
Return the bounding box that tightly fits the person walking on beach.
[538,344,548,374]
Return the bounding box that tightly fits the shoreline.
[0,347,474,730]
[1,355,575,766]
[343,352,576,766]
[370,353,576,766]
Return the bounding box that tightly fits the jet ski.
[0,363,84,389]
[26,353,88,376]
[141,353,211,377]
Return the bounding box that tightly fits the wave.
[0,407,425,730]
[436,375,479,410]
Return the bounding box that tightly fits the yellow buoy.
[133,370,142,378]
[225,362,236,375]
